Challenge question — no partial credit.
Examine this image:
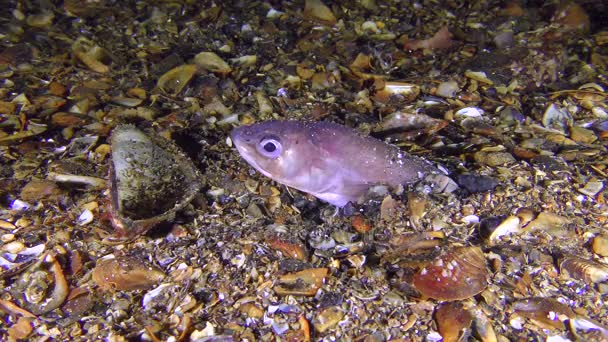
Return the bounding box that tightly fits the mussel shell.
[109,125,201,236]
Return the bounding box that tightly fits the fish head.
[231,121,317,184]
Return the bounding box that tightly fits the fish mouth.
[230,126,244,143]
[231,134,276,180]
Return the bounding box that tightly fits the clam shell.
[559,256,608,283]
[413,246,488,300]
[109,125,201,237]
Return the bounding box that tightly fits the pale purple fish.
[231,120,456,207]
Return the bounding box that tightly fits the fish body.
[231,120,453,207]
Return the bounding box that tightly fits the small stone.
[456,174,499,193]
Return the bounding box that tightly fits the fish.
[231,120,456,207]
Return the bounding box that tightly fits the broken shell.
[109,125,201,237]
[403,25,453,50]
[559,256,608,283]
[194,52,232,75]
[464,71,494,85]
[436,81,459,98]
[110,96,144,107]
[542,103,572,133]
[266,237,308,261]
[26,11,55,28]
[512,298,574,330]
[19,179,63,202]
[480,215,521,244]
[351,215,372,233]
[156,64,197,95]
[473,151,515,167]
[592,235,608,257]
[11,253,68,315]
[435,302,473,342]
[413,246,488,301]
[373,111,448,141]
[274,268,328,296]
[374,82,420,103]
[577,180,604,197]
[7,316,33,340]
[303,0,337,26]
[313,306,345,333]
[93,256,165,291]
[408,192,427,229]
[455,107,484,117]
[524,211,570,232]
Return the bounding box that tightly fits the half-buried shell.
[109,125,201,237]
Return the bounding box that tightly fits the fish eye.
[256,136,282,159]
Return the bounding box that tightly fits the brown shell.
[559,256,608,283]
[413,246,488,301]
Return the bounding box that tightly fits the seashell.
[74,49,109,73]
[512,298,573,330]
[577,180,604,197]
[479,215,521,244]
[464,71,494,85]
[374,82,420,103]
[592,235,608,257]
[92,256,165,291]
[435,302,473,342]
[569,126,597,144]
[403,26,452,50]
[524,211,570,232]
[436,80,459,98]
[498,106,525,125]
[274,268,328,296]
[194,52,232,75]
[110,96,144,107]
[413,246,488,301]
[156,64,197,95]
[351,215,371,233]
[473,151,515,167]
[26,11,55,28]
[552,2,590,31]
[455,107,484,117]
[542,103,573,133]
[303,0,337,26]
[19,179,63,202]
[11,253,68,315]
[109,125,202,237]
[350,53,371,70]
[266,237,308,261]
[313,306,344,333]
[373,110,448,141]
[559,256,608,283]
[230,55,257,68]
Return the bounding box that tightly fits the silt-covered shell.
[109,125,201,237]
